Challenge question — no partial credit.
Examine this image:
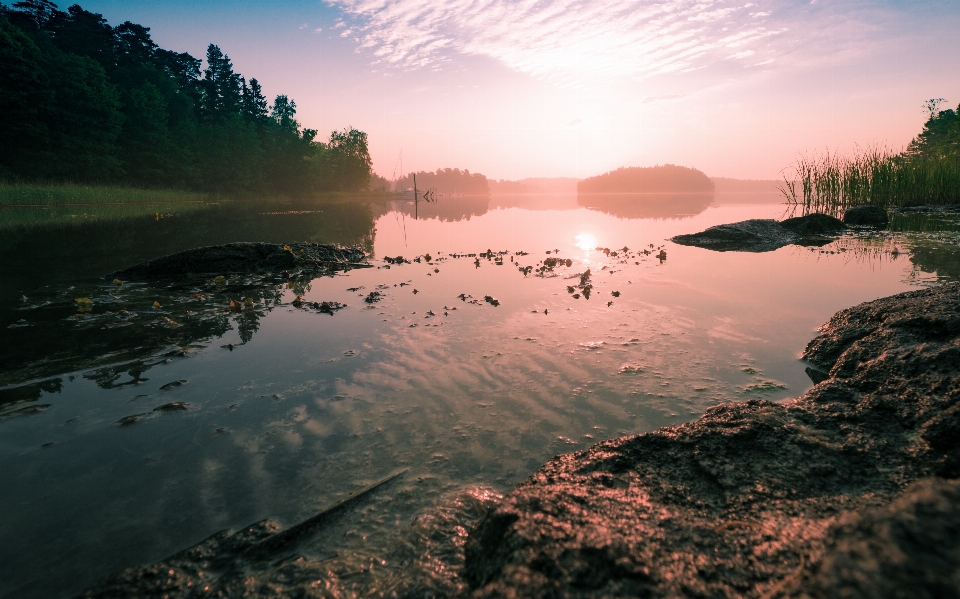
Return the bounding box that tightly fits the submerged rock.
[671,219,799,252]
[112,242,366,279]
[843,205,889,227]
[464,282,960,598]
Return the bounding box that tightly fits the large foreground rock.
[671,214,845,252]
[843,205,889,227]
[671,218,798,252]
[113,242,366,278]
[779,213,846,236]
[464,283,960,598]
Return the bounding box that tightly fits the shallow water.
[0,193,957,598]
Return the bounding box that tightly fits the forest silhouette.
[0,1,372,194]
[578,164,715,193]
[395,168,490,195]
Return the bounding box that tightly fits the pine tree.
[241,77,268,121]
[201,44,241,119]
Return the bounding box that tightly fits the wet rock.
[153,402,189,412]
[779,213,847,236]
[788,477,960,599]
[117,413,147,425]
[159,380,187,391]
[464,282,960,598]
[671,219,800,252]
[112,242,366,279]
[843,205,889,227]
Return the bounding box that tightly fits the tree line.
[577,165,714,194]
[395,168,489,195]
[0,1,372,194]
[908,99,960,161]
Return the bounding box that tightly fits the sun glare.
[574,233,597,252]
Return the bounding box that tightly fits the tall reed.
[779,148,960,213]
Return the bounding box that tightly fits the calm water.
[1,193,957,598]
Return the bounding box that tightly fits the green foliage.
[779,147,960,212]
[908,101,960,161]
[577,165,714,193]
[0,3,372,194]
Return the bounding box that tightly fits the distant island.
[578,165,714,193]
[395,168,489,195]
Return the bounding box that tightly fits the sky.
[78,0,960,181]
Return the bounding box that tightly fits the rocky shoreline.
[78,282,960,598]
[464,282,960,598]
[112,242,367,279]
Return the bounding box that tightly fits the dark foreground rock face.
[464,283,960,598]
[671,219,799,252]
[113,242,366,278]
[843,205,889,227]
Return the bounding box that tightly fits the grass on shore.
[779,148,960,213]
[0,182,218,229]
[0,181,215,206]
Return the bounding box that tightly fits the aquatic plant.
[779,147,960,213]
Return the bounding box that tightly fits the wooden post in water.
[413,173,418,219]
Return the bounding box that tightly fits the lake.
[1,193,957,598]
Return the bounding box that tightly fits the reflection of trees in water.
[909,242,960,283]
[370,196,490,222]
[0,200,376,291]
[577,193,714,219]
[802,234,960,285]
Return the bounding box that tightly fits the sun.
[574,233,597,252]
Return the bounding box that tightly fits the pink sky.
[83,0,960,180]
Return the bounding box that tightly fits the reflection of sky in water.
[0,197,956,598]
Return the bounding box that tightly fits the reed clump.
[779,148,960,214]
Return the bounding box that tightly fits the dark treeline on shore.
[909,99,960,160]
[578,165,714,193]
[0,1,372,194]
[396,168,489,195]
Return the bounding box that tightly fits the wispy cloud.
[325,0,787,82]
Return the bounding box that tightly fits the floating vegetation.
[743,380,788,393]
[779,148,960,213]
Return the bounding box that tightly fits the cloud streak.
[326,0,787,82]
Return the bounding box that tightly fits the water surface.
[1,193,956,598]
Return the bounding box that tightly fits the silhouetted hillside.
[578,165,713,193]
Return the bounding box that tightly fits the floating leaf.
[164,317,179,329]
[75,297,92,305]
[112,279,122,286]
[153,301,161,309]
